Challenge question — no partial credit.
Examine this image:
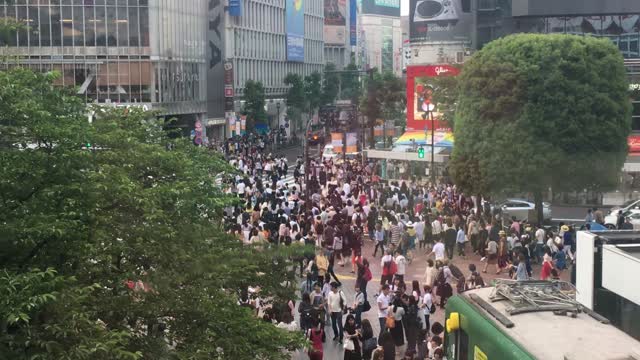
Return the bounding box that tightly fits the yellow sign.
[474,346,487,360]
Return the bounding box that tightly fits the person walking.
[343,314,362,360]
[328,282,347,343]
[361,319,376,360]
[402,295,421,354]
[307,319,325,360]
[353,284,366,328]
[377,285,392,338]
[373,222,386,258]
[483,236,499,274]
[421,285,434,333]
[455,226,466,258]
[443,220,457,260]
[390,296,405,348]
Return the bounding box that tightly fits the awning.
[394,130,454,148]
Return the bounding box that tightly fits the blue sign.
[229,0,241,16]
[350,0,357,46]
[286,0,304,62]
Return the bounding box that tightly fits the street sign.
[336,99,352,105]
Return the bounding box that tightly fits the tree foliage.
[360,70,406,147]
[450,34,631,221]
[0,68,306,359]
[284,73,306,129]
[304,71,323,117]
[340,63,362,102]
[243,80,267,131]
[321,63,340,106]
[426,68,461,129]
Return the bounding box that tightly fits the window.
[456,329,469,360]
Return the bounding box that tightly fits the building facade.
[0,0,209,135]
[357,0,401,76]
[219,0,324,138]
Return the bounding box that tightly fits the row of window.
[234,28,323,63]
[234,58,323,94]
[233,0,323,40]
[0,4,149,47]
[5,0,149,5]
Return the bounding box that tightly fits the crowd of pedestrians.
[218,133,577,360]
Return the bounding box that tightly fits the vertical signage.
[207,0,225,119]
[286,0,305,62]
[228,0,242,16]
[324,0,347,45]
[223,60,234,111]
[350,0,357,46]
[405,65,460,130]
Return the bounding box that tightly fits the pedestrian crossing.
[213,173,299,192]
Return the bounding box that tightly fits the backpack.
[436,268,446,286]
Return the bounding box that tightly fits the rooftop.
[464,283,640,360]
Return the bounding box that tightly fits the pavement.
[292,238,571,359]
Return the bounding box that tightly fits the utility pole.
[430,110,435,184]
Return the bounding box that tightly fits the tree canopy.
[360,70,406,147]
[243,80,268,131]
[450,34,631,219]
[1,68,306,359]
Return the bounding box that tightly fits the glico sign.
[406,65,460,131]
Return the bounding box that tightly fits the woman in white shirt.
[421,285,434,333]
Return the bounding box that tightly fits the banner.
[286,0,305,62]
[409,0,473,43]
[228,0,242,16]
[346,132,358,153]
[361,0,400,17]
[331,132,344,153]
[349,0,357,46]
[324,0,347,45]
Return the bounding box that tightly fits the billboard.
[361,0,400,17]
[409,0,473,42]
[286,0,305,62]
[207,0,225,119]
[325,0,347,45]
[406,65,460,131]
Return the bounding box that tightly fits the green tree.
[360,70,406,148]
[321,63,340,106]
[450,34,631,224]
[243,80,267,131]
[304,71,323,119]
[340,63,362,102]
[0,68,306,359]
[426,68,460,129]
[284,73,306,131]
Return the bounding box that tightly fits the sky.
[401,0,409,16]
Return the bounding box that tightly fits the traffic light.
[418,147,425,159]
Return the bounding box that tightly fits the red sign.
[224,85,234,97]
[629,135,640,154]
[406,65,460,131]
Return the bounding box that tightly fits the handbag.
[430,303,436,314]
[362,300,371,312]
[364,337,378,352]
[343,338,355,351]
[385,314,396,329]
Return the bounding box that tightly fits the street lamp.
[276,102,281,130]
[421,100,436,184]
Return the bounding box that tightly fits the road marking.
[552,218,584,222]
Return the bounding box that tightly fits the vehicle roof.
[504,198,532,203]
[462,287,640,360]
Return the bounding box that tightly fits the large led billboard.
[286,0,305,62]
[406,65,460,131]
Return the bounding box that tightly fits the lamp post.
[421,104,436,184]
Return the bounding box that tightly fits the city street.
[292,236,571,359]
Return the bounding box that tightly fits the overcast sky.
[401,0,409,16]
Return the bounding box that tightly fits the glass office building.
[0,0,207,124]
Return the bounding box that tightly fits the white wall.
[576,231,597,310]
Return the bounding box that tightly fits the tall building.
[358,0,402,76]
[221,0,324,137]
[323,0,355,70]
[0,0,209,135]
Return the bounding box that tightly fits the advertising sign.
[409,0,473,43]
[350,0,357,46]
[629,135,640,154]
[361,0,400,17]
[228,0,242,16]
[325,0,347,45]
[346,132,358,153]
[381,25,393,73]
[207,0,225,119]
[406,65,460,131]
[223,60,234,106]
[286,0,305,62]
